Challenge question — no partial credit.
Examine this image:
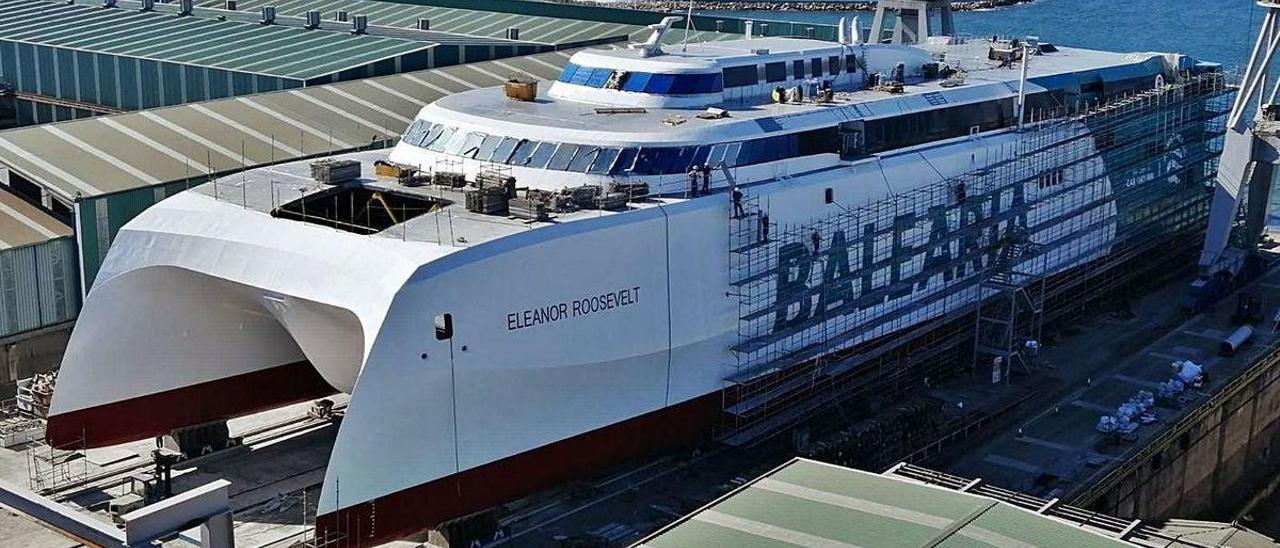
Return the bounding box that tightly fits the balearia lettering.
[507,286,641,331]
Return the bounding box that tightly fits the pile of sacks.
[1157,360,1205,400]
[1096,390,1157,436]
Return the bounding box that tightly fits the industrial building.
[637,459,1275,547]
[0,0,552,124]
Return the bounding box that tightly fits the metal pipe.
[1016,43,1030,132]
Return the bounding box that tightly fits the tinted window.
[828,56,840,75]
[419,123,445,147]
[811,58,823,77]
[723,65,758,87]
[585,69,612,88]
[526,141,557,168]
[441,128,468,155]
[764,62,786,83]
[722,142,742,167]
[476,134,502,161]
[633,148,661,174]
[589,148,620,174]
[690,145,711,168]
[459,132,485,158]
[845,54,858,73]
[611,148,638,174]
[645,74,677,93]
[558,63,579,83]
[547,144,579,170]
[622,72,651,92]
[427,126,454,151]
[670,74,699,94]
[568,147,599,172]
[570,67,594,85]
[491,138,520,164]
[698,73,723,93]
[509,139,539,165]
[402,120,429,145]
[792,60,805,79]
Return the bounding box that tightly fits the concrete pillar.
[200,510,234,548]
[916,7,929,44]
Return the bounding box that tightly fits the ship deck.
[191,149,678,248]
[431,41,1163,142]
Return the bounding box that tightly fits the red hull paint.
[45,360,337,449]
[314,393,723,547]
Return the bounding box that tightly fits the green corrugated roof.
[637,459,1131,548]
[192,0,744,46]
[0,0,435,80]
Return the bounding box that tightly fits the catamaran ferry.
[46,15,1231,546]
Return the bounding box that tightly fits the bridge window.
[622,72,651,92]
[811,58,823,77]
[828,56,840,75]
[764,62,787,83]
[793,60,805,79]
[558,62,722,95]
[723,65,759,87]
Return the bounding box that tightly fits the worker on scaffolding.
[811,231,821,254]
[732,186,744,218]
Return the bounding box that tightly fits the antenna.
[682,0,692,51]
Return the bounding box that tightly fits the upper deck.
[189,149,676,249]
[415,38,1180,147]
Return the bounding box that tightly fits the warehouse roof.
[0,48,584,199]
[0,0,438,81]
[0,25,738,202]
[0,189,70,250]
[193,0,719,47]
[636,459,1275,548]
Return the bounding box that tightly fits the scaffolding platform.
[718,70,1235,446]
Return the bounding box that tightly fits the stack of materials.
[311,159,361,185]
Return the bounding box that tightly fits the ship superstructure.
[46,18,1233,546]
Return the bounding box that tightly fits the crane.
[1199,0,1280,275]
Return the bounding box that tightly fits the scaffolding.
[26,434,87,495]
[719,71,1235,445]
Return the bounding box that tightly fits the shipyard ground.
[2,255,1280,547]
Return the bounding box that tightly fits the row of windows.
[400,121,839,176]
[557,54,861,95]
[557,63,724,95]
[725,54,859,88]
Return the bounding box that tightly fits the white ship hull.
[46,32,1227,545]
[48,125,1124,544]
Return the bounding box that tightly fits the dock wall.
[1073,337,1280,521]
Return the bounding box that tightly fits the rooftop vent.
[506,27,519,40]
[224,0,235,9]
[352,14,367,34]
[260,5,275,24]
[305,10,320,28]
[102,0,116,8]
[178,0,192,16]
[139,0,153,10]
[334,9,348,22]
[417,18,429,31]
